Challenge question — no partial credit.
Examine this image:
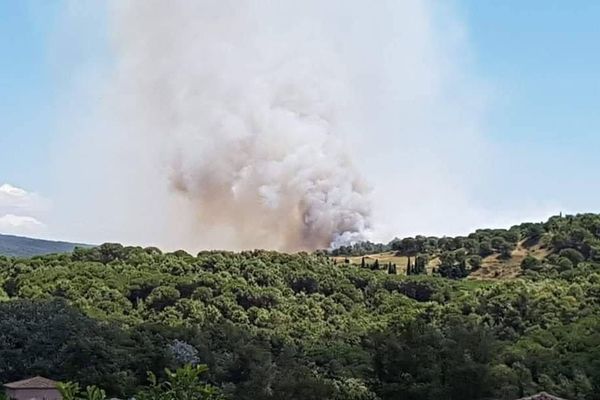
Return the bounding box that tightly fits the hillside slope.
[0,233,91,257]
[330,213,600,281]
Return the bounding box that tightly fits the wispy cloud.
[0,184,48,235]
[0,214,46,234]
[0,183,45,210]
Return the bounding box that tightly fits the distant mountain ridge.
[0,233,92,258]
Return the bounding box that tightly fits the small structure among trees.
[517,392,567,400]
[4,376,62,400]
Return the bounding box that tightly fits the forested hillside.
[330,213,600,280]
[1,214,600,399]
[0,233,90,257]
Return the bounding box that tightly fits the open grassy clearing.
[469,240,550,280]
[332,251,440,275]
[332,240,551,280]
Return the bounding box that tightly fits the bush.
[557,257,574,271]
[147,286,181,311]
[468,255,483,271]
[559,248,585,265]
[521,255,541,271]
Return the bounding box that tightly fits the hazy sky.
[0,1,599,247]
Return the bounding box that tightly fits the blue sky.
[0,1,59,191]
[458,0,600,214]
[443,0,600,214]
[0,1,599,242]
[1,1,108,193]
[462,0,600,144]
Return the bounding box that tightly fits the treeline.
[0,214,599,398]
[328,225,525,257]
[332,213,600,280]
[329,213,600,258]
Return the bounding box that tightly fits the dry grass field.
[469,240,550,280]
[332,240,550,280]
[332,251,440,275]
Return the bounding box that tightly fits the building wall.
[5,388,62,400]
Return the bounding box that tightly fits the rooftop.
[518,393,567,400]
[4,376,58,389]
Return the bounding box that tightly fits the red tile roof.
[4,376,58,389]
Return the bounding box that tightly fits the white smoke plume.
[101,0,376,251]
[52,0,501,251]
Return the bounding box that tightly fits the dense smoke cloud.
[104,0,378,251]
[54,0,519,251]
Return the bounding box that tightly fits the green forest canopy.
[1,213,600,399]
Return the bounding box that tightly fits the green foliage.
[386,262,397,275]
[137,365,222,400]
[521,255,541,271]
[413,254,428,275]
[525,223,545,241]
[1,213,600,399]
[468,255,483,271]
[373,315,495,400]
[0,300,140,395]
[61,366,222,400]
[438,250,468,279]
[58,382,106,400]
[559,248,585,265]
[57,381,81,400]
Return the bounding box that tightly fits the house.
[3,376,62,400]
[517,393,567,400]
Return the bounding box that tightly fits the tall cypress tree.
[414,254,428,275]
[387,263,397,275]
[373,259,380,270]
